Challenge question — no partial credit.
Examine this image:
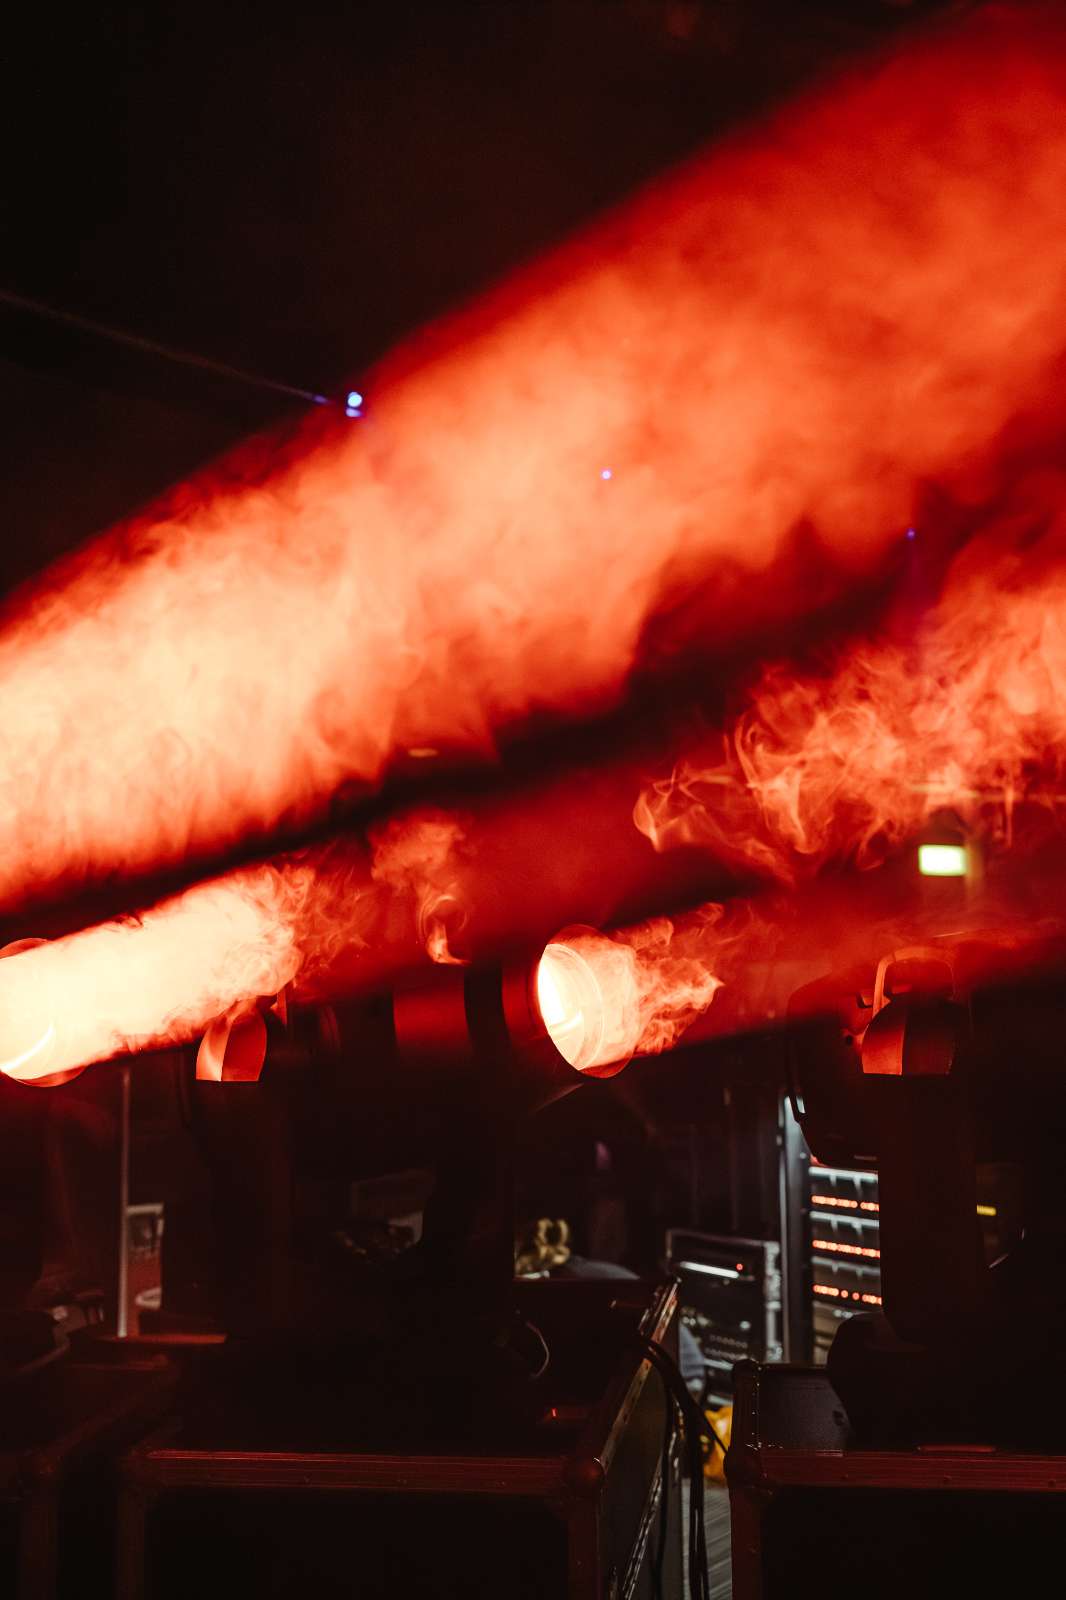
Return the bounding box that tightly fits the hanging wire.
[0,284,342,410]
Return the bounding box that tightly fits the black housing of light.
[389,948,626,1108]
[196,936,629,1123]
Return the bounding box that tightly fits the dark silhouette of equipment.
[789,932,1066,1447]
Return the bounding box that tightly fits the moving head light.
[196,925,631,1104]
[789,929,1066,1446]
[182,930,635,1356]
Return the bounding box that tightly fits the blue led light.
[347,390,364,409]
[601,468,613,481]
[905,527,917,540]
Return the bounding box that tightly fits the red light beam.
[0,8,1065,915]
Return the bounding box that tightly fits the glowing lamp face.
[0,1020,58,1081]
[918,843,968,878]
[535,938,631,1076]
[536,943,604,1071]
[0,938,84,1088]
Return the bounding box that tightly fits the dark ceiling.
[1,0,960,598]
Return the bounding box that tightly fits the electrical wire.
[0,285,338,409]
[632,1329,718,1600]
[653,1381,674,1600]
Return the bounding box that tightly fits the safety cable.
[0,284,341,410]
[632,1329,718,1600]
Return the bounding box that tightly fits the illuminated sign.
[918,843,968,877]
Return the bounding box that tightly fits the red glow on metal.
[195,1006,269,1083]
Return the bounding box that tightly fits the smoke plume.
[636,488,1066,880]
[1,6,1065,919]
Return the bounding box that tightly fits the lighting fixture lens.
[536,942,607,1072]
[918,843,968,877]
[0,939,81,1087]
[0,1021,57,1082]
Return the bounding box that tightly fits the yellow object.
[514,1217,571,1277]
[703,1403,733,1481]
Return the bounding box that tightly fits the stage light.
[383,929,632,1111]
[0,938,86,1088]
[918,843,968,877]
[526,927,635,1079]
[185,931,634,1124]
[535,939,619,1074]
